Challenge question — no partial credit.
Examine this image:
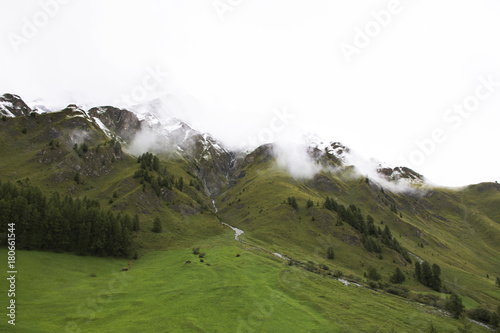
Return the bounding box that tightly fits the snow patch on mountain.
[306,132,349,163]
[93,117,114,138]
[0,101,15,117]
[63,105,116,140]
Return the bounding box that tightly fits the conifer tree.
[415,261,422,281]
[390,267,406,284]
[306,199,314,209]
[421,262,433,287]
[133,214,140,232]
[327,246,335,260]
[431,264,442,291]
[367,267,381,281]
[152,216,162,233]
[445,292,464,319]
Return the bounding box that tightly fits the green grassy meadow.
[0,238,491,332]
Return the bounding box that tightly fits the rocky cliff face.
[109,97,238,196]
[377,166,424,183]
[185,133,235,196]
[88,106,142,143]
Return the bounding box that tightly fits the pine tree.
[152,156,160,172]
[327,246,335,260]
[382,225,392,245]
[421,262,433,287]
[431,263,442,291]
[306,199,314,209]
[152,217,162,233]
[390,267,406,284]
[176,177,184,192]
[91,210,107,256]
[287,197,298,210]
[76,222,91,255]
[367,267,381,281]
[415,261,422,281]
[114,141,122,155]
[133,214,140,232]
[445,292,464,319]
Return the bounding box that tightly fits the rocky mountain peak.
[88,106,141,143]
[0,93,32,117]
[377,165,425,184]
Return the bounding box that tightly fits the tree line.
[0,180,138,257]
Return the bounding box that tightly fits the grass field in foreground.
[0,236,491,333]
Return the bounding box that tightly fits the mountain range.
[1,92,499,332]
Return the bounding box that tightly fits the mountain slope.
[214,142,500,312]
[0,93,498,332]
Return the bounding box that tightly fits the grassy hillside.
[0,111,224,253]
[0,111,499,331]
[216,147,500,314]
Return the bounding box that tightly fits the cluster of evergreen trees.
[415,261,442,291]
[0,180,138,257]
[137,152,160,171]
[134,152,184,196]
[323,197,412,263]
[287,196,298,210]
[72,139,121,159]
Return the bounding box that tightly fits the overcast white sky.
[1,0,499,187]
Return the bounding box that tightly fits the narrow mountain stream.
[408,252,424,264]
[212,200,244,241]
[211,199,289,261]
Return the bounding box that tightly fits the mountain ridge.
[1,93,437,193]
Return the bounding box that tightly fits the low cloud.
[342,149,430,195]
[271,131,430,194]
[69,129,90,146]
[275,142,321,179]
[127,126,172,156]
[272,127,321,179]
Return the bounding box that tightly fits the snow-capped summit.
[305,131,424,187]
[306,132,350,164]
